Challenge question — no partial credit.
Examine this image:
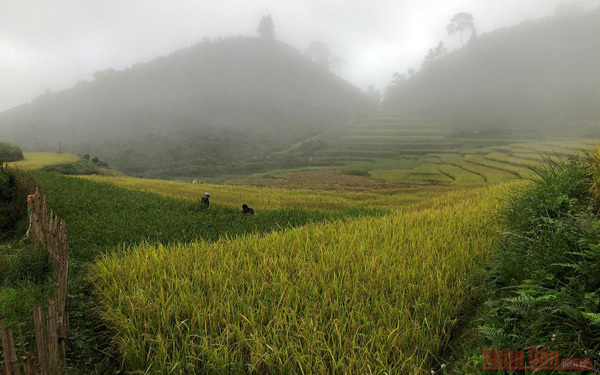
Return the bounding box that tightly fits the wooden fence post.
[45,302,58,375]
[18,325,37,375]
[33,304,48,375]
[0,318,21,375]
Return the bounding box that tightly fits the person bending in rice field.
[24,194,36,239]
[242,204,254,215]
[200,192,210,208]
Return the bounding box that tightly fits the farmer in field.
[242,204,254,215]
[25,194,36,239]
[200,192,210,208]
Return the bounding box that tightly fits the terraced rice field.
[314,115,595,185]
[3,152,79,170]
[81,175,458,212]
[4,120,597,374]
[7,157,524,374]
[91,181,520,374]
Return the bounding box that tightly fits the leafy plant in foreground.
[477,154,600,372]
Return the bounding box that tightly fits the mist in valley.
[1,0,598,177]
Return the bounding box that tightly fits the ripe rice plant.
[90,182,517,374]
[8,171,383,372]
[30,172,379,263]
[80,175,458,211]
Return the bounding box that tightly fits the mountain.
[384,7,600,136]
[0,37,371,177]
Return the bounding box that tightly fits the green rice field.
[312,115,595,185]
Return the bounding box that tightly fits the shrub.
[0,242,49,285]
[479,154,600,364]
[42,158,101,175]
[0,169,23,236]
[340,167,370,176]
[0,141,24,162]
[0,168,11,201]
[91,156,108,167]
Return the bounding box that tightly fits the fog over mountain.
[0,37,370,177]
[1,0,597,111]
[384,7,600,136]
[1,1,599,177]
[3,3,600,375]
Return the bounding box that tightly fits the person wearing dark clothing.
[201,192,210,208]
[242,204,254,215]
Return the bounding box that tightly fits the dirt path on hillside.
[273,118,357,155]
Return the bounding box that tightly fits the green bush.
[0,141,24,162]
[0,242,49,285]
[0,169,11,201]
[42,158,100,175]
[479,155,600,364]
[340,167,370,176]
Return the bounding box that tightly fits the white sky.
[0,0,597,111]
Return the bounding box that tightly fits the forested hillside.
[0,37,370,177]
[385,7,600,136]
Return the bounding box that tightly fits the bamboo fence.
[1,168,69,375]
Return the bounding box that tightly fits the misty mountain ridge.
[0,36,370,177]
[385,7,600,136]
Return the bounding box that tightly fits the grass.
[339,167,370,176]
[339,158,421,176]
[438,164,485,185]
[0,241,54,333]
[90,182,518,374]
[483,152,539,167]
[4,152,80,170]
[452,153,600,373]
[0,281,55,335]
[0,240,49,286]
[463,154,525,178]
[370,163,454,185]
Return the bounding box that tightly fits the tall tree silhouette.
[421,42,447,68]
[447,13,476,47]
[257,15,275,40]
